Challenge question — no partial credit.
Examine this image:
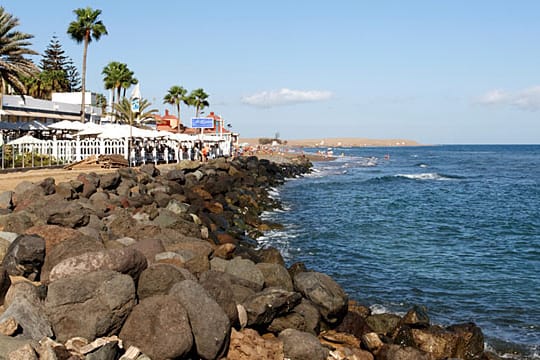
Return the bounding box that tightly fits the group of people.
[128,140,227,166]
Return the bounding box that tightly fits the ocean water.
[259,145,540,359]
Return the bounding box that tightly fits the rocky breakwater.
[0,155,499,360]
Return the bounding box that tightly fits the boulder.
[376,344,434,360]
[242,287,302,328]
[256,262,294,291]
[137,263,196,300]
[126,235,166,264]
[40,234,105,283]
[169,280,231,360]
[99,172,121,190]
[0,297,53,340]
[23,224,84,251]
[0,336,38,359]
[0,191,13,210]
[0,266,10,305]
[257,246,286,266]
[45,270,136,342]
[293,271,348,326]
[0,211,34,233]
[268,298,320,335]
[319,330,374,360]
[199,270,239,324]
[225,257,265,291]
[401,305,430,328]
[279,328,328,360]
[366,313,401,337]
[227,328,283,360]
[45,200,90,228]
[139,163,160,177]
[2,234,45,281]
[48,247,147,282]
[119,295,193,360]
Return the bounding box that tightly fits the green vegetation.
[113,97,158,126]
[0,7,38,114]
[163,85,189,131]
[67,7,108,122]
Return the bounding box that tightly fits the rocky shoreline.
[0,156,502,359]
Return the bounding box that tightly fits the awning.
[1,109,80,121]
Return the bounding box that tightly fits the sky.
[3,0,540,144]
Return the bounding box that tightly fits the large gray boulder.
[119,295,193,360]
[256,262,294,291]
[45,270,136,342]
[198,270,238,324]
[279,328,328,360]
[169,280,231,360]
[225,257,265,291]
[293,271,348,326]
[137,263,196,300]
[48,247,147,282]
[0,336,38,360]
[2,234,45,281]
[0,297,53,340]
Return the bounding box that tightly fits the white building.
[0,93,102,124]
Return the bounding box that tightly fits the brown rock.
[213,243,236,259]
[227,328,283,360]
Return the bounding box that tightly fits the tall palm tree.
[67,7,108,123]
[188,88,210,117]
[102,61,137,122]
[113,97,157,126]
[0,7,38,116]
[163,85,188,132]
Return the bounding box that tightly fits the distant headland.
[240,137,421,147]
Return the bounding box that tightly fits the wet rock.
[119,294,192,360]
[366,313,401,337]
[257,246,286,266]
[48,247,147,282]
[401,305,430,328]
[2,234,45,281]
[45,270,136,342]
[293,271,348,326]
[279,328,328,360]
[227,328,283,360]
[169,280,231,360]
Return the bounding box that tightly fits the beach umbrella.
[7,134,46,145]
[77,122,105,136]
[18,120,49,131]
[48,120,86,131]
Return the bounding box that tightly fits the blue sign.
[191,117,214,128]
[131,98,140,113]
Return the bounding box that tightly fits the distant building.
[0,93,102,124]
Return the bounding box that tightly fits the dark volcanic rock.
[169,280,231,360]
[279,328,328,360]
[137,263,196,300]
[45,270,136,342]
[256,262,294,291]
[242,287,302,328]
[199,270,239,324]
[48,247,148,282]
[119,294,193,360]
[293,271,348,326]
[2,234,45,281]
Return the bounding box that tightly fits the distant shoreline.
[239,137,422,147]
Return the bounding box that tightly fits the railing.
[0,136,233,170]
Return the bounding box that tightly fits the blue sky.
[3,1,540,144]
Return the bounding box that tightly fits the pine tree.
[39,35,68,71]
[65,58,81,92]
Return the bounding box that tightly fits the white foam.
[397,173,452,181]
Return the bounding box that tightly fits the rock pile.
[0,155,499,359]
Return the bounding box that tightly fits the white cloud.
[242,88,333,108]
[477,86,540,110]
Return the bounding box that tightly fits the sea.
[258,145,539,359]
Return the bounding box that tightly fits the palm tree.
[102,61,138,122]
[113,97,157,126]
[0,7,38,116]
[188,88,210,117]
[163,85,189,132]
[67,7,108,123]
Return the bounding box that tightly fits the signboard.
[191,117,214,128]
[131,98,140,113]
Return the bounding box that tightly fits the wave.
[396,172,465,181]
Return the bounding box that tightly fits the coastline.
[0,155,507,359]
[240,137,422,148]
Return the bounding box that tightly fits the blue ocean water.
[259,145,540,359]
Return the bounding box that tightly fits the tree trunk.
[81,31,89,123]
[177,104,181,133]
